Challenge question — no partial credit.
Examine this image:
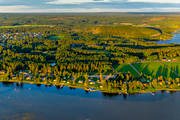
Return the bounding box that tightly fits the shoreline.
[0,79,179,95]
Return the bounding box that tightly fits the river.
[0,82,179,120]
[156,31,180,44]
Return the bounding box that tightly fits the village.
[0,32,44,42]
[0,68,118,92]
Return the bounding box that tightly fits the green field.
[133,62,180,78]
[115,63,139,76]
[115,62,180,78]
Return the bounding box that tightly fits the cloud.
[47,0,180,4]
[0,0,180,12]
[0,8,148,13]
[1,6,180,13]
[47,0,111,4]
[0,5,31,12]
[128,0,180,3]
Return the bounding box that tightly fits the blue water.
[157,32,180,44]
[0,82,179,120]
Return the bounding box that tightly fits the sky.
[1,0,180,13]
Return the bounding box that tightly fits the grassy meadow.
[115,62,180,78]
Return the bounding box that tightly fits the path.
[112,66,118,74]
[128,63,146,81]
[128,63,141,76]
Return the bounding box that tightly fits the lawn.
[115,63,139,76]
[115,62,180,78]
[132,62,180,78]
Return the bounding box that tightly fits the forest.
[0,13,179,94]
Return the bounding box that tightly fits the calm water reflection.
[0,82,179,120]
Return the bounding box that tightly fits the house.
[0,71,6,75]
[40,73,46,76]
[78,80,83,84]
[168,59,171,62]
[26,76,32,80]
[89,81,96,85]
[162,58,167,61]
[61,80,67,83]
[143,83,149,87]
[12,77,17,80]
[24,73,30,78]
[159,81,164,86]
[88,88,96,91]
[97,80,101,84]
[172,59,177,61]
